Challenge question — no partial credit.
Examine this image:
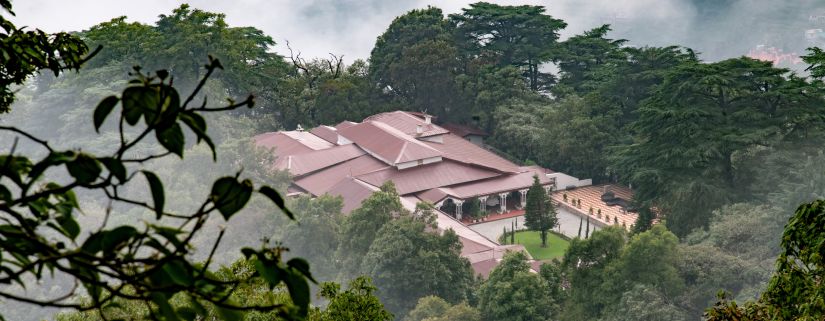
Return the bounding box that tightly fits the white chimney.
[424,114,432,124]
[416,124,423,135]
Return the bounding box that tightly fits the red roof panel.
[325,177,378,214]
[293,155,388,196]
[338,121,442,165]
[274,144,365,177]
[423,134,520,173]
[355,159,501,195]
[364,111,449,137]
[254,132,314,156]
[310,125,339,144]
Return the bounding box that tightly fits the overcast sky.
[11,0,700,60]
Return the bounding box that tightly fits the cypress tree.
[524,175,558,247]
[511,220,515,244]
[578,216,583,238]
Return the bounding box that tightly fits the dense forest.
[2,1,825,320]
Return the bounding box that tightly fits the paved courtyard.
[469,207,602,242]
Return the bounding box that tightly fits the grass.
[506,230,570,261]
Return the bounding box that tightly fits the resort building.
[255,110,637,277]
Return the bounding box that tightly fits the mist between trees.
[1,1,825,321]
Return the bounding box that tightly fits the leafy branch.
[0,57,312,321]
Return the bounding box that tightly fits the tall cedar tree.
[524,175,557,247]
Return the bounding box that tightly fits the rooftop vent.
[416,124,423,135]
[424,114,432,124]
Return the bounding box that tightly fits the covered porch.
[435,185,552,222]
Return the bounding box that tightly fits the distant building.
[255,110,636,277]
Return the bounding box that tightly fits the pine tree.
[524,175,558,247]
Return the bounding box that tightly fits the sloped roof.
[364,111,449,137]
[338,121,442,166]
[417,166,551,203]
[441,123,488,137]
[254,132,315,156]
[356,159,501,195]
[280,131,335,150]
[273,144,365,177]
[325,177,379,214]
[423,134,520,173]
[335,120,358,130]
[294,155,389,196]
[310,125,339,144]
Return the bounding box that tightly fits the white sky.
[10,0,697,60]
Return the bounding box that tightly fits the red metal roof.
[254,132,315,156]
[423,134,521,173]
[418,166,552,202]
[310,125,339,144]
[338,121,442,165]
[280,131,334,150]
[364,111,449,137]
[294,155,389,196]
[441,123,488,137]
[325,177,378,214]
[356,159,502,195]
[274,144,366,177]
[335,120,358,130]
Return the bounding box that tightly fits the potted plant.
[589,207,593,215]
[563,193,568,202]
[614,217,619,224]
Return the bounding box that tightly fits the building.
[254,111,634,277]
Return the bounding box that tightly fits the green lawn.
[508,231,569,261]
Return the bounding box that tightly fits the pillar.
[479,196,488,214]
[454,199,464,220]
[499,193,508,213]
[519,189,528,208]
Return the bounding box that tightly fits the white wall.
[547,172,592,190]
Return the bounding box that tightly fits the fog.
[13,0,825,63]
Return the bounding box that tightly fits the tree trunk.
[541,230,547,248]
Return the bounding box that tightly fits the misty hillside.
[1,1,825,321]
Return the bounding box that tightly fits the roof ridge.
[394,141,409,164]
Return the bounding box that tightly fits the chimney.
[424,114,432,124]
[416,124,423,135]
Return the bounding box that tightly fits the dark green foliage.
[317,276,394,321]
[613,57,825,237]
[802,47,825,80]
[0,1,92,111]
[369,7,462,120]
[704,200,825,320]
[465,197,481,219]
[362,216,474,316]
[554,25,627,97]
[336,182,402,279]
[524,175,557,247]
[405,296,481,321]
[477,251,553,321]
[450,2,566,92]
